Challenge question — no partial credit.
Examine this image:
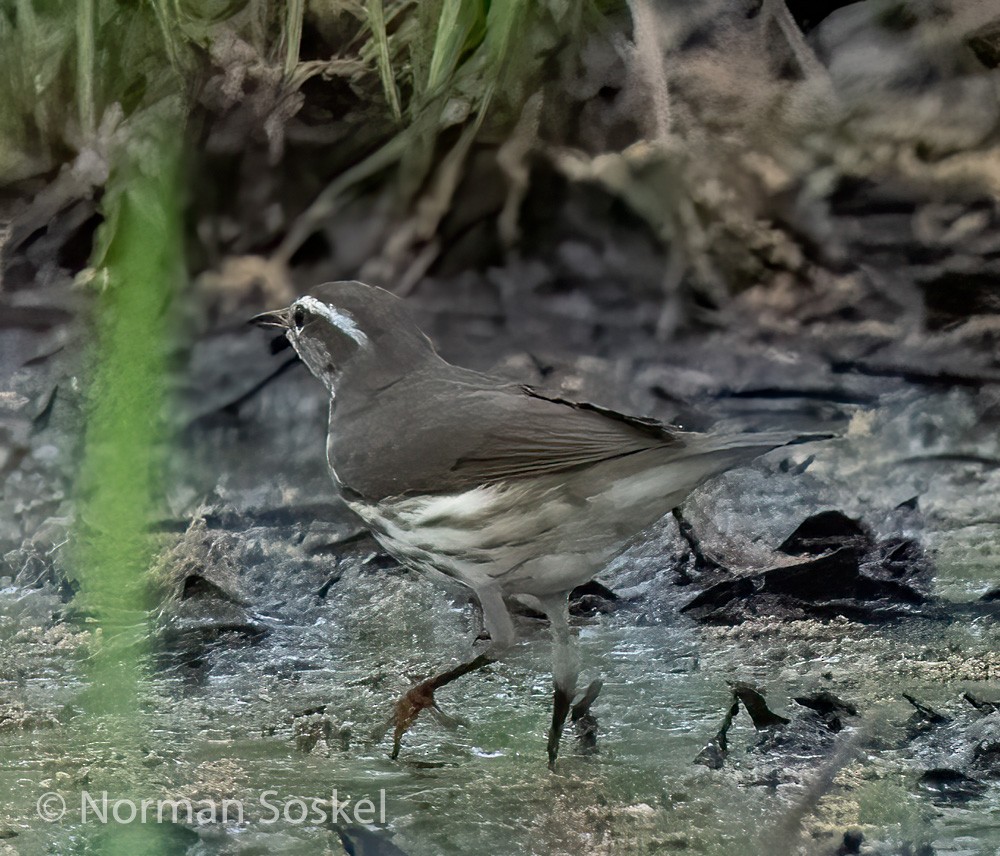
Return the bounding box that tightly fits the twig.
[274,129,415,264]
[762,0,836,96]
[761,708,883,854]
[497,90,544,247]
[626,0,671,141]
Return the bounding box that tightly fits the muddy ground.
[2,1,1000,854]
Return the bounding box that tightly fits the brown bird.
[253,280,825,767]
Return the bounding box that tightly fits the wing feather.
[447,385,681,484]
[331,368,686,499]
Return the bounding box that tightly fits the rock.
[777,510,871,556]
[694,695,739,769]
[513,580,621,622]
[292,710,350,755]
[694,684,789,769]
[680,547,926,624]
[835,829,864,855]
[971,737,1000,778]
[151,519,269,661]
[570,679,602,756]
[568,579,620,617]
[733,683,790,729]
[693,681,857,786]
[794,690,859,732]
[0,701,58,732]
[903,693,949,727]
[964,691,1000,715]
[337,825,412,856]
[917,768,988,804]
[694,739,727,771]
[680,502,936,624]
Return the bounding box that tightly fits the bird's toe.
[571,679,602,755]
[546,684,575,770]
[389,681,436,759]
[571,679,603,718]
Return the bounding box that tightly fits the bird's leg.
[388,585,516,759]
[390,652,494,758]
[539,594,581,770]
[672,507,723,572]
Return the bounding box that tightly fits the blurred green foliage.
[71,65,185,856]
[1,0,602,703]
[1,0,605,281]
[0,0,597,183]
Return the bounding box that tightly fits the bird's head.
[251,281,438,394]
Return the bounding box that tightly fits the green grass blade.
[482,0,527,78]
[426,0,485,96]
[73,105,185,856]
[76,0,95,136]
[76,125,183,710]
[15,0,37,42]
[366,0,402,123]
[284,0,305,76]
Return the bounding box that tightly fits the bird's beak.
[249,309,289,330]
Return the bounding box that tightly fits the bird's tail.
[579,430,834,527]
[696,430,834,454]
[681,430,833,480]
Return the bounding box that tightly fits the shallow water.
[3,378,1000,855]
[2,548,999,856]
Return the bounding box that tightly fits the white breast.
[343,480,574,593]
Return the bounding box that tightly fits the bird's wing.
[330,371,688,500]
[446,385,683,484]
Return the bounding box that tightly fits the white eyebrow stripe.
[296,296,369,345]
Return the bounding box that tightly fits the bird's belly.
[342,456,705,596]
[344,482,594,593]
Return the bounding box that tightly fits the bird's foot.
[384,681,470,759]
[388,680,435,759]
[571,679,603,755]
[547,679,603,769]
[547,684,574,770]
[381,653,493,759]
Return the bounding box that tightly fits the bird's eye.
[292,306,306,329]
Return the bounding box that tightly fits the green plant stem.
[74,112,184,855]
[76,0,95,136]
[284,0,305,77]
[149,0,184,74]
[366,0,402,123]
[15,0,37,42]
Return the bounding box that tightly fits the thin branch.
[626,0,671,141]
[763,0,836,94]
[274,130,415,264]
